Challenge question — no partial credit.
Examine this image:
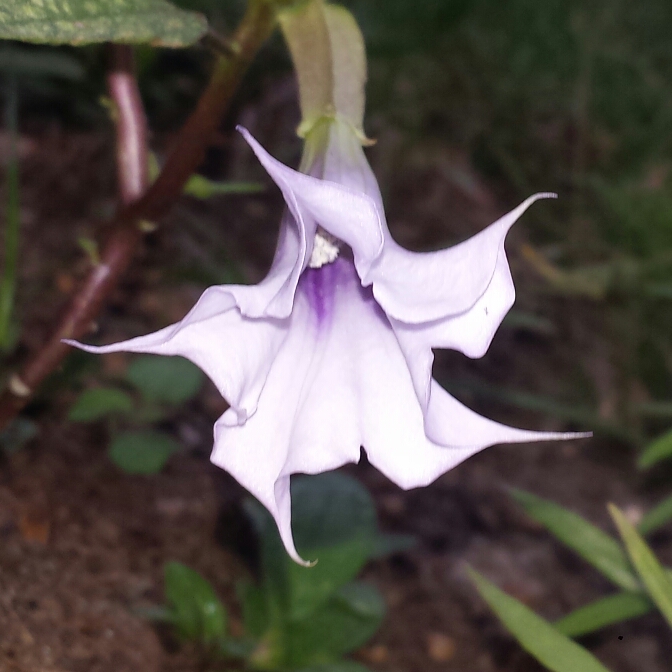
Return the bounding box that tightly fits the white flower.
[66,121,585,564]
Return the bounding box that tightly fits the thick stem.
[0,0,277,430]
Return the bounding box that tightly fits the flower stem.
[0,0,278,430]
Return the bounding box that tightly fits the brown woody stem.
[0,0,277,430]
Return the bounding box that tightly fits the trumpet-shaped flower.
[66,120,585,563]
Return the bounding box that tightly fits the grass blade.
[638,494,672,536]
[511,489,640,592]
[468,568,613,672]
[608,504,672,629]
[638,428,672,469]
[554,592,653,638]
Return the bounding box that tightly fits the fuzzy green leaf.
[126,355,204,404]
[0,0,207,46]
[109,430,180,474]
[164,561,227,645]
[285,582,385,668]
[245,473,378,622]
[68,387,133,422]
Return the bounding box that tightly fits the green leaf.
[608,504,672,628]
[245,473,379,621]
[287,538,372,621]
[241,473,382,669]
[183,174,264,199]
[639,495,672,535]
[291,473,377,551]
[126,355,203,404]
[0,0,207,46]
[243,497,291,621]
[638,428,672,469]
[285,582,385,668]
[288,473,377,619]
[242,473,381,668]
[554,592,653,638]
[109,430,180,474]
[68,387,133,422]
[296,663,372,672]
[164,561,227,645]
[239,581,270,640]
[468,568,613,672]
[510,489,640,592]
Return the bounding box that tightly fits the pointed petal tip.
[290,552,318,568]
[493,191,559,237]
[62,338,96,353]
[236,126,259,152]
[533,430,592,442]
[278,530,316,567]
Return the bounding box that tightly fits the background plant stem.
[106,44,149,207]
[0,67,20,350]
[0,0,277,430]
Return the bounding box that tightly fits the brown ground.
[1,81,671,672]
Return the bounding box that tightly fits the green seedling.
[153,473,413,671]
[68,354,204,473]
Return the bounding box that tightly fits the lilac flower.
[67,121,583,563]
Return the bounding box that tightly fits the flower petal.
[247,208,310,319]
[238,126,384,277]
[65,285,288,424]
[212,260,367,563]
[369,194,556,323]
[424,379,589,449]
[211,255,575,559]
[359,344,587,490]
[389,246,516,411]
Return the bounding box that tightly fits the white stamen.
[308,229,340,268]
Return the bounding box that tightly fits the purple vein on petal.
[300,258,346,327]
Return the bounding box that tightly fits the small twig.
[0,0,277,430]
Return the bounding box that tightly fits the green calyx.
[278,0,368,141]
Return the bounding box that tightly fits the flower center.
[308,228,340,268]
